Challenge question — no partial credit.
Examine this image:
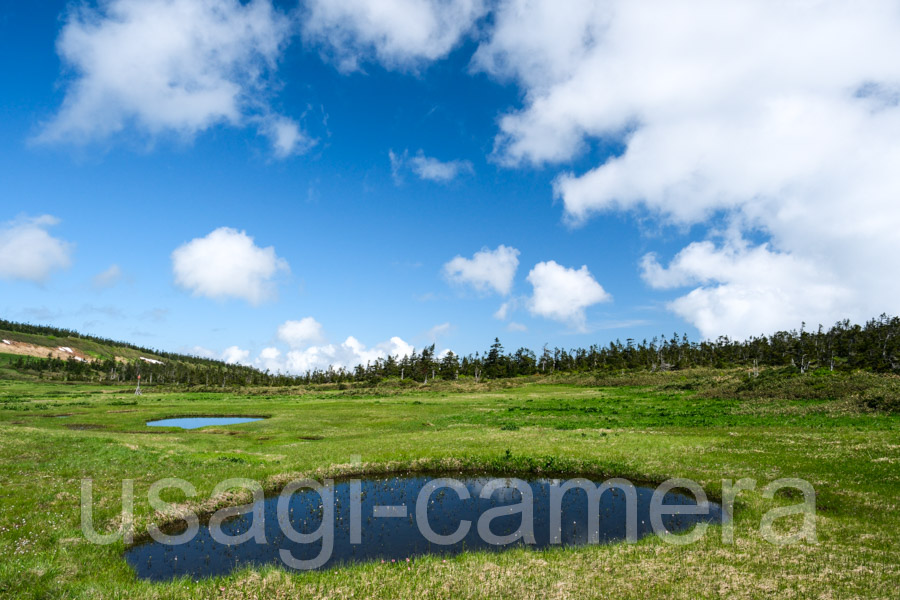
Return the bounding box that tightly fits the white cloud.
[172,227,289,305]
[191,344,264,367]
[92,264,122,289]
[256,346,283,372]
[493,298,523,321]
[262,115,314,159]
[0,215,72,283]
[196,320,419,375]
[187,345,218,359]
[410,153,473,183]
[262,334,415,374]
[477,0,900,336]
[526,260,611,328]
[390,149,473,183]
[443,245,520,296]
[303,0,487,72]
[641,240,853,339]
[222,345,251,365]
[38,0,304,157]
[277,317,325,348]
[493,301,511,320]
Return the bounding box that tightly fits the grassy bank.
[0,371,897,598]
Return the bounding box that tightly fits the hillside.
[0,319,263,385]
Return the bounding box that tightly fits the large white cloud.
[526,260,611,328]
[641,240,854,339]
[303,0,487,72]
[443,245,520,296]
[474,0,900,337]
[257,331,415,374]
[0,215,73,283]
[38,0,306,157]
[277,317,325,348]
[171,227,289,304]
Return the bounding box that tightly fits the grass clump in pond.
[0,371,897,598]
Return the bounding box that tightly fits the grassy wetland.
[0,370,898,599]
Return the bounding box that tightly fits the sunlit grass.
[0,374,897,598]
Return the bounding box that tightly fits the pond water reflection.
[126,474,724,580]
[145,417,263,429]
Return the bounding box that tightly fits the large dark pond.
[126,474,724,581]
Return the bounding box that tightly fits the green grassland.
[0,371,898,599]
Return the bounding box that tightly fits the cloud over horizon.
[257,322,416,374]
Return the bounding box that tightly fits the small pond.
[126,474,724,580]
[145,417,263,429]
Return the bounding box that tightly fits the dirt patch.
[298,435,324,441]
[65,424,107,431]
[108,409,139,413]
[0,340,94,362]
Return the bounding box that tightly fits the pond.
[126,474,725,580]
[145,417,263,429]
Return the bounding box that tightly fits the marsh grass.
[0,373,897,598]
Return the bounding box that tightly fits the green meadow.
[0,371,898,599]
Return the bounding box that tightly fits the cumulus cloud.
[38,0,305,157]
[303,0,487,72]
[389,149,473,184]
[256,346,283,372]
[443,245,520,296]
[221,345,251,365]
[0,215,72,283]
[92,264,123,289]
[245,318,420,374]
[641,240,853,339]
[258,334,415,374]
[187,345,218,359]
[476,0,900,336]
[526,260,611,328]
[195,320,421,375]
[172,227,289,304]
[189,344,253,364]
[277,317,325,348]
[506,321,527,332]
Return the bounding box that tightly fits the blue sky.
[2,1,898,372]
